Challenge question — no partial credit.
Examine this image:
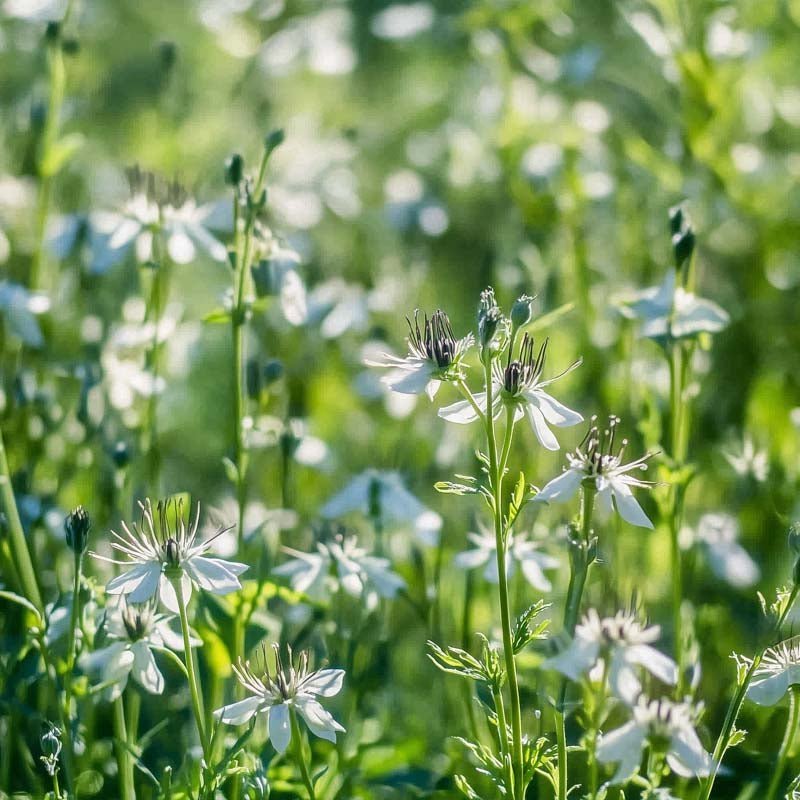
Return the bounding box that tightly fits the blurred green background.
[1,0,800,796]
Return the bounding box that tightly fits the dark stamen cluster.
[576,415,627,475]
[126,164,188,209]
[503,334,548,395]
[407,309,456,369]
[122,603,154,642]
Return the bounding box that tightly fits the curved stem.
[290,708,317,800]
[766,686,800,800]
[484,361,523,800]
[173,577,211,760]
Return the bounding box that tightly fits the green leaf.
[40,132,84,177]
[75,769,103,797]
[512,600,551,654]
[222,457,239,484]
[0,588,42,623]
[203,306,232,324]
[434,481,478,495]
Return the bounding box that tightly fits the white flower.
[80,601,195,700]
[618,270,729,340]
[89,168,226,273]
[453,523,559,592]
[202,497,298,558]
[214,646,345,753]
[535,416,655,529]
[542,609,677,704]
[438,334,582,450]
[745,637,800,706]
[306,278,370,339]
[274,532,406,602]
[723,437,768,482]
[0,280,50,348]
[320,469,442,545]
[597,696,711,784]
[693,512,759,589]
[91,499,247,614]
[366,309,473,400]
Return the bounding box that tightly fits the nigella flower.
[535,416,655,528]
[81,600,196,700]
[542,609,677,704]
[617,270,729,341]
[91,499,247,614]
[597,696,711,784]
[744,637,800,706]
[453,522,559,592]
[366,309,473,399]
[321,469,442,546]
[273,530,406,603]
[438,334,583,451]
[214,645,345,754]
[690,512,760,589]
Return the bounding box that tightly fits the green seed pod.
[510,294,534,332]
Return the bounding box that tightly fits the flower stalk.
[765,685,800,800]
[290,707,317,800]
[113,694,134,800]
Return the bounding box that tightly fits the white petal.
[106,562,162,603]
[526,404,560,450]
[131,641,164,694]
[667,726,711,777]
[748,670,792,706]
[542,638,599,681]
[167,229,196,264]
[385,363,435,395]
[608,654,642,705]
[268,702,292,754]
[108,218,142,250]
[624,644,678,687]
[518,558,552,592]
[184,556,245,594]
[296,697,345,743]
[214,696,264,725]
[454,548,490,570]
[159,572,193,614]
[438,393,487,425]
[532,390,584,427]
[301,669,345,697]
[611,481,653,529]
[597,721,647,784]
[535,469,583,504]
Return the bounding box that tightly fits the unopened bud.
[224,153,244,186]
[672,227,695,268]
[668,203,685,235]
[265,129,285,155]
[510,294,534,331]
[112,440,131,469]
[65,506,90,555]
[165,537,180,568]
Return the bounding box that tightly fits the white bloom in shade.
[617,270,729,341]
[439,334,582,451]
[723,437,768,482]
[321,469,442,546]
[214,646,345,753]
[81,601,196,701]
[0,281,51,348]
[542,609,677,704]
[597,696,711,784]
[453,522,558,592]
[745,637,800,706]
[366,309,473,400]
[694,512,759,589]
[535,416,655,529]
[91,499,247,614]
[274,531,406,602]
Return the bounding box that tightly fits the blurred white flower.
[454,523,558,592]
[543,609,677,704]
[92,499,247,614]
[370,2,435,40]
[306,278,369,339]
[597,696,711,784]
[693,512,760,589]
[81,601,195,700]
[617,271,729,340]
[723,437,768,482]
[745,637,800,706]
[203,497,298,558]
[535,416,655,528]
[321,469,442,545]
[439,334,583,451]
[367,309,473,400]
[274,532,406,602]
[0,281,51,347]
[244,416,330,470]
[215,646,345,753]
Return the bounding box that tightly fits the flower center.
[407,309,457,369]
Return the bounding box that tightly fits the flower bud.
[265,129,285,155]
[672,227,695,268]
[477,287,503,359]
[224,153,244,186]
[40,724,62,777]
[263,359,284,386]
[65,506,91,556]
[668,203,685,235]
[112,440,132,469]
[45,21,61,44]
[510,294,534,331]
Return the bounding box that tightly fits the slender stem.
[62,551,83,764]
[766,687,800,800]
[0,426,43,611]
[290,708,317,800]
[557,483,596,800]
[113,695,134,800]
[492,686,513,790]
[173,576,211,760]
[483,361,523,800]
[52,768,61,799]
[700,585,800,800]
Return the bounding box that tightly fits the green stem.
[556,483,596,800]
[62,551,83,764]
[588,661,609,798]
[766,686,800,800]
[492,686,513,790]
[0,426,43,611]
[290,708,317,800]
[173,576,211,760]
[700,584,800,800]
[52,768,61,800]
[484,362,523,800]
[113,695,134,800]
